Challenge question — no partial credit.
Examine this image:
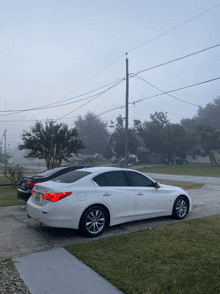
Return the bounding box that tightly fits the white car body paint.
[26,167,192,230]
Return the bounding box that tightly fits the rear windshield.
[52,170,91,183]
[34,167,68,178]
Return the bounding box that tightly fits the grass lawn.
[0,176,25,206]
[139,164,220,177]
[66,215,220,294]
[0,186,26,207]
[0,176,11,185]
[154,179,204,190]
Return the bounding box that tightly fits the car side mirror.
[154,182,160,188]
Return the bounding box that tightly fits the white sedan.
[26,167,192,237]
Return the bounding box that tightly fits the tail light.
[42,192,72,202]
[26,182,41,188]
[31,188,34,194]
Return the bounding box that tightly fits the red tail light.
[26,182,41,188]
[31,188,34,194]
[42,192,72,202]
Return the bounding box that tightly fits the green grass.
[0,176,12,185]
[154,179,204,190]
[0,176,25,206]
[139,164,220,177]
[0,186,25,207]
[66,215,220,294]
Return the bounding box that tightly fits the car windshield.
[52,170,91,183]
[34,167,68,178]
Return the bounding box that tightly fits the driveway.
[0,174,220,260]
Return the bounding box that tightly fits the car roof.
[81,166,132,173]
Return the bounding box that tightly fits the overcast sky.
[1,0,220,147]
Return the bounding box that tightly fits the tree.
[141,111,169,155]
[109,115,140,158]
[181,96,220,131]
[162,124,196,163]
[195,125,220,165]
[74,112,110,157]
[18,120,85,169]
[4,163,24,188]
[140,112,195,163]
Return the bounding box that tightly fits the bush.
[3,164,24,188]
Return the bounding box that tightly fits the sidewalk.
[13,248,123,294]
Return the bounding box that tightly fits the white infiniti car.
[26,167,192,237]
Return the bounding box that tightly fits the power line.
[0,77,125,113]
[132,77,220,104]
[0,78,125,117]
[133,74,201,108]
[56,79,125,121]
[130,43,220,76]
[97,76,220,117]
[7,1,216,116]
[2,42,219,118]
[127,3,220,53]
[66,2,220,97]
[1,77,219,124]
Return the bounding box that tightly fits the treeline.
[17,96,220,168]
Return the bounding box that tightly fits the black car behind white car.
[17,165,88,202]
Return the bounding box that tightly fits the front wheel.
[79,205,109,237]
[172,196,189,220]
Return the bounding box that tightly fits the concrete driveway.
[1,174,220,260]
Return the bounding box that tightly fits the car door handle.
[137,192,144,195]
[102,193,111,196]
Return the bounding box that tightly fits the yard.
[138,164,220,177]
[66,215,220,294]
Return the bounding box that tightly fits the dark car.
[17,165,88,202]
[164,158,188,165]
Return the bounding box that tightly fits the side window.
[105,171,128,186]
[125,171,154,187]
[93,174,107,186]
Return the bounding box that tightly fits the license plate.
[34,192,41,202]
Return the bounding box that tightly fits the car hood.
[159,183,187,192]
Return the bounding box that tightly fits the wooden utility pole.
[125,53,129,167]
[4,129,6,172]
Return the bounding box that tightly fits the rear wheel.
[79,205,109,237]
[172,196,189,220]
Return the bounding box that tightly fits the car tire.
[79,205,109,237]
[172,196,189,220]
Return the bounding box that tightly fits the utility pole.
[125,53,129,168]
[4,129,6,172]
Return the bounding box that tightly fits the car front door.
[92,171,136,224]
[124,171,171,217]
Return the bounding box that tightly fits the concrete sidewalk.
[13,248,123,294]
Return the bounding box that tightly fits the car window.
[35,167,67,177]
[93,171,128,186]
[93,174,107,186]
[124,171,154,187]
[52,171,91,183]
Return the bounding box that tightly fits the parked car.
[164,158,188,165]
[27,167,192,237]
[17,165,88,202]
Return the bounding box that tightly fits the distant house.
[186,151,220,164]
